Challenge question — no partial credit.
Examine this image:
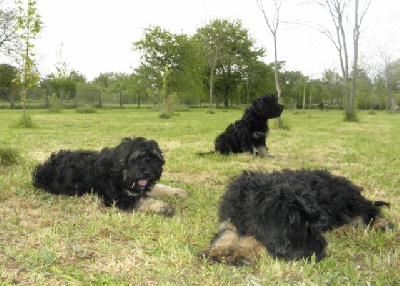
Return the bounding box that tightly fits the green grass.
[0,108,399,285]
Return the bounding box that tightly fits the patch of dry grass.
[0,108,399,285]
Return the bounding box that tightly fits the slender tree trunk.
[350,0,360,120]
[209,55,216,113]
[302,81,307,110]
[385,65,392,111]
[209,68,214,113]
[22,35,29,119]
[273,34,281,98]
[273,33,282,127]
[10,83,15,109]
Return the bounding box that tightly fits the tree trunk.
[349,0,360,120]
[209,56,215,113]
[273,33,282,127]
[385,65,392,111]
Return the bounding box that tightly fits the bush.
[158,112,171,119]
[344,112,359,122]
[14,114,34,128]
[48,93,63,113]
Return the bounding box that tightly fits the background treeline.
[1,19,399,110]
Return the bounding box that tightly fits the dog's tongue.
[137,180,148,187]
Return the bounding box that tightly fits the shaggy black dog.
[208,93,283,157]
[33,137,187,216]
[199,169,390,264]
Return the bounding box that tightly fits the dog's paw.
[158,202,175,217]
[137,198,175,217]
[264,153,275,158]
[197,249,218,264]
[197,250,250,266]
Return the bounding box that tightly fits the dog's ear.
[288,195,321,226]
[241,170,251,176]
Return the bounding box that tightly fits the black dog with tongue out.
[33,137,187,216]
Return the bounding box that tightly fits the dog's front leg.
[198,220,265,266]
[149,184,189,198]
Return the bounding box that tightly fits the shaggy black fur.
[213,93,283,157]
[33,137,166,212]
[200,169,390,264]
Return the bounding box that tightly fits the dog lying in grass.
[33,137,188,216]
[199,169,391,264]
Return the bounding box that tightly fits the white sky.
[31,0,400,81]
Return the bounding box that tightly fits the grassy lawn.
[0,107,399,285]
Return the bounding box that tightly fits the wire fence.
[0,86,143,109]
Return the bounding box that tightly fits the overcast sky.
[31,0,400,81]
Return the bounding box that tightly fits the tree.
[240,59,275,105]
[256,0,283,126]
[321,69,344,109]
[387,59,400,110]
[75,82,101,107]
[350,0,371,117]
[134,26,205,108]
[280,69,306,109]
[0,63,17,87]
[50,43,72,102]
[314,0,371,121]
[0,0,20,59]
[0,63,17,107]
[195,20,226,113]
[196,19,263,111]
[14,0,42,120]
[376,45,395,111]
[354,68,372,109]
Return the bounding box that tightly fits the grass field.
[0,107,399,285]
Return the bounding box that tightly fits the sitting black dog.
[33,137,187,216]
[199,169,390,264]
[213,93,283,157]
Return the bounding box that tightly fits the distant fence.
[0,86,144,109]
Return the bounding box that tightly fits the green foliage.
[14,113,34,128]
[344,112,359,122]
[13,0,42,119]
[47,93,63,113]
[159,65,177,119]
[0,4,20,58]
[75,82,101,106]
[14,0,42,89]
[134,26,207,105]
[195,19,265,109]
[0,64,18,87]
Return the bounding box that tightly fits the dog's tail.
[197,151,217,157]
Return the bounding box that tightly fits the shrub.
[14,114,34,128]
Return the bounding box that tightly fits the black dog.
[204,93,283,157]
[199,169,390,264]
[33,137,187,216]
